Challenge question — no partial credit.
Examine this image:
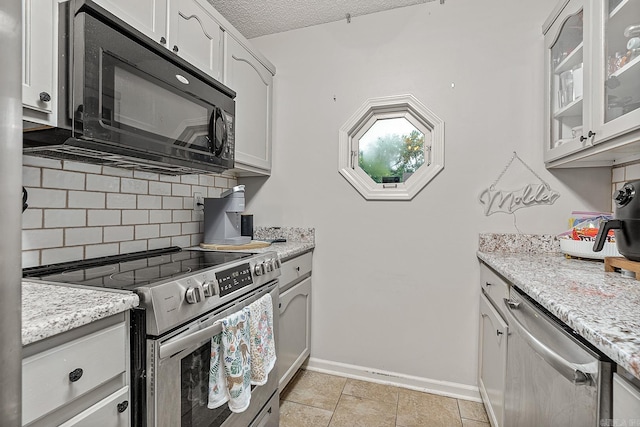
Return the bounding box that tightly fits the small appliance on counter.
[594,180,640,261]
[204,185,251,245]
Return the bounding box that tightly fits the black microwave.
[23,0,235,174]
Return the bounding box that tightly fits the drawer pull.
[117,400,129,413]
[295,266,300,272]
[68,368,83,382]
[485,282,492,287]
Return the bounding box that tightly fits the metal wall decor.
[479,152,560,216]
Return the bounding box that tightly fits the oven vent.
[23,144,218,176]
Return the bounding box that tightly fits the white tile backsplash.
[106,193,137,209]
[65,227,102,246]
[172,183,191,197]
[121,178,149,194]
[149,181,172,195]
[68,190,105,208]
[122,210,150,225]
[22,156,234,266]
[23,229,64,250]
[43,169,85,190]
[41,246,84,264]
[135,224,160,239]
[138,195,162,209]
[87,174,120,192]
[88,210,122,226]
[104,226,134,243]
[625,163,640,181]
[26,188,67,208]
[45,209,86,228]
[85,243,120,258]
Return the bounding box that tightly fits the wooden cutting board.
[199,240,271,250]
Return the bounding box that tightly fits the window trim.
[338,94,445,200]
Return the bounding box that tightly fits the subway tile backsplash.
[22,155,237,268]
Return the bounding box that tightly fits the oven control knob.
[185,285,204,304]
[202,281,217,297]
[273,259,281,269]
[254,263,265,276]
[265,259,274,272]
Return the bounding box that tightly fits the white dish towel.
[208,307,252,412]
[248,294,276,386]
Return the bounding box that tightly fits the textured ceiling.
[208,0,439,39]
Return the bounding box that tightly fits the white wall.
[241,0,612,397]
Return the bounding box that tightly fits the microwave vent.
[23,144,215,176]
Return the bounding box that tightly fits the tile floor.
[279,369,490,427]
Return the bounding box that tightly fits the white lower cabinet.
[22,314,130,427]
[478,265,509,427]
[276,252,312,389]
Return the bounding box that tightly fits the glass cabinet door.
[598,0,640,136]
[546,3,585,159]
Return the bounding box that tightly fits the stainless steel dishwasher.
[502,286,613,427]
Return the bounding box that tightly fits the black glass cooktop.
[22,247,253,290]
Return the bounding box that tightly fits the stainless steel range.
[23,246,281,427]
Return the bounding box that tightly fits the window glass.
[358,118,425,184]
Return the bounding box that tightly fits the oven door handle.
[503,298,594,385]
[158,321,222,359]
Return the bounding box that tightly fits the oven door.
[147,282,279,427]
[72,2,235,170]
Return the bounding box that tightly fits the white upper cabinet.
[225,35,274,175]
[22,0,56,124]
[92,0,167,44]
[544,0,640,167]
[167,0,224,81]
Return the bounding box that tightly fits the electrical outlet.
[193,192,204,211]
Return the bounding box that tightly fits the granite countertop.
[477,250,640,380]
[192,226,315,261]
[22,281,139,346]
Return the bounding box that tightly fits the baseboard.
[303,357,482,402]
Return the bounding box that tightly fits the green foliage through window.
[358,119,425,183]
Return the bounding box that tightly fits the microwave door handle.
[158,321,222,359]
[210,107,226,157]
[502,298,592,385]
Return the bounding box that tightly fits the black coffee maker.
[594,180,640,261]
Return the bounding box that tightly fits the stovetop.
[23,246,253,290]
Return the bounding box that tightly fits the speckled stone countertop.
[477,233,640,380]
[22,281,139,346]
[192,226,315,261]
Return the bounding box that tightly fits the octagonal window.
[339,94,444,201]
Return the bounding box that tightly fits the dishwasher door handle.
[503,298,592,385]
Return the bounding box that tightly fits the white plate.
[559,239,620,260]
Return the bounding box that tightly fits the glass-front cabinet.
[544,0,640,166]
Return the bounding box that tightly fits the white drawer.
[59,387,130,427]
[480,263,510,315]
[279,251,312,289]
[23,323,127,425]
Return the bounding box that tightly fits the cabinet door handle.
[117,400,129,413]
[496,329,503,336]
[295,266,300,272]
[173,45,179,53]
[485,282,492,287]
[160,36,166,45]
[68,368,83,382]
[39,91,51,102]
[580,135,587,142]
[588,130,596,138]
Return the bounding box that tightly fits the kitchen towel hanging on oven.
[248,294,276,386]
[208,307,252,412]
